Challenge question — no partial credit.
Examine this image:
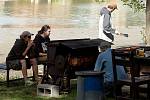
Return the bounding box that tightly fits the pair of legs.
[20,58,38,84]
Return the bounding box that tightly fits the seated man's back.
[94,44,127,84]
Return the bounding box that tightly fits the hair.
[107,4,117,10]
[20,36,25,40]
[38,25,50,34]
[100,42,111,51]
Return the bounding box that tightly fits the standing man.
[99,3,118,42]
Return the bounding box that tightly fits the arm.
[94,59,106,71]
[22,40,34,56]
[94,53,106,71]
[103,14,115,34]
[33,36,43,56]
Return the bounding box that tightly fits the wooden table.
[134,56,150,76]
[114,45,150,76]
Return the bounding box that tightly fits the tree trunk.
[146,0,150,44]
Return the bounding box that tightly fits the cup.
[136,48,144,57]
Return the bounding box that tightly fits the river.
[0,0,146,63]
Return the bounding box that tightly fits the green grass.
[0,79,114,100]
[0,79,77,100]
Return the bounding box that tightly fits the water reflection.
[0,0,145,28]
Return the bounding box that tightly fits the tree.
[121,0,150,44]
[146,0,150,44]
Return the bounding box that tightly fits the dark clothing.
[6,39,36,61]
[6,39,27,60]
[6,39,33,69]
[103,30,114,41]
[33,33,50,57]
[100,7,115,35]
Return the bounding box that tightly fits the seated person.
[6,31,39,86]
[94,42,127,96]
[33,25,67,89]
[33,25,51,62]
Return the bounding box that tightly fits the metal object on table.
[46,38,111,92]
[136,48,145,57]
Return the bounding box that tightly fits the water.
[0,0,146,63]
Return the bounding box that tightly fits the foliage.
[121,0,146,12]
[140,27,147,44]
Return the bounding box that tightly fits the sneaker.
[25,80,34,86]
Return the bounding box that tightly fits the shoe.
[25,80,34,86]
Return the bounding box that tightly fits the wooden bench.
[0,60,47,87]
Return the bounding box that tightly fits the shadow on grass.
[0,79,77,100]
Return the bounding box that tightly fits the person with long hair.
[33,25,51,62]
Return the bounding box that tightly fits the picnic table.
[115,45,150,76]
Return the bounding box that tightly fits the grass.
[0,78,114,100]
[0,79,77,100]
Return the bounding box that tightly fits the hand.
[116,33,123,35]
[116,33,128,37]
[116,33,120,35]
[119,33,123,35]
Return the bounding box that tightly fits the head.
[38,25,51,38]
[100,42,111,52]
[20,31,33,42]
[107,3,117,12]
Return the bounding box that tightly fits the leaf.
[121,0,146,12]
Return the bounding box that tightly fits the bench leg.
[43,64,47,75]
[147,83,150,100]
[6,69,9,87]
[32,71,35,81]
